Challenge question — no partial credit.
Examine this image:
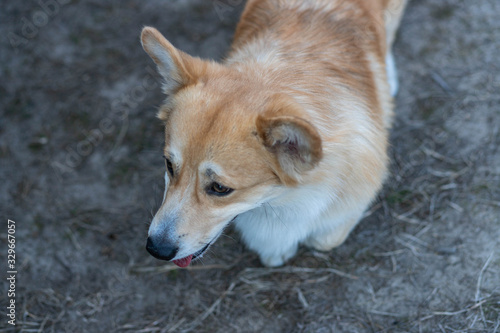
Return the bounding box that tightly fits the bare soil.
[1,0,499,332]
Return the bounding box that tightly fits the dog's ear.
[256,95,322,184]
[141,26,203,95]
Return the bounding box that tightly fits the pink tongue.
[173,255,193,268]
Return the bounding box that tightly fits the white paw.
[259,246,298,267]
[303,236,334,252]
[303,225,354,252]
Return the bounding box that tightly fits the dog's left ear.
[141,26,204,95]
[256,95,322,184]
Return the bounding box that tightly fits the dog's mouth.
[172,242,210,268]
[171,216,238,268]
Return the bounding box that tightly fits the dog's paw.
[260,255,286,267]
[303,237,335,252]
[304,231,348,252]
[259,246,298,267]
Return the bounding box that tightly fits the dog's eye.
[208,182,233,196]
[164,156,174,176]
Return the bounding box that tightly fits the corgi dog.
[142,0,407,267]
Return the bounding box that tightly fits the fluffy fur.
[142,0,407,267]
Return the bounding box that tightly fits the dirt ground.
[1,0,499,332]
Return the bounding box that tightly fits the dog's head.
[141,27,322,266]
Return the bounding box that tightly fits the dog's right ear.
[256,95,323,185]
[141,27,203,95]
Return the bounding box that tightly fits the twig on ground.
[394,236,421,257]
[373,250,406,257]
[430,71,454,94]
[476,252,495,328]
[181,282,236,333]
[423,147,459,164]
[476,252,495,303]
[240,266,358,280]
[419,298,490,321]
[131,254,246,274]
[362,202,382,218]
[368,309,406,318]
[400,233,430,247]
[65,226,82,251]
[164,318,186,333]
[393,214,424,225]
[493,320,500,333]
[131,263,230,274]
[296,288,309,309]
[37,316,49,333]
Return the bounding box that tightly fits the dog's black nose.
[146,236,178,261]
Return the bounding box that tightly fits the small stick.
[475,252,494,302]
[241,266,358,280]
[131,263,229,274]
[182,282,236,333]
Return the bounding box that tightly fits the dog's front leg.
[234,207,307,267]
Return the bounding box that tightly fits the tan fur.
[142,0,407,267]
